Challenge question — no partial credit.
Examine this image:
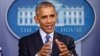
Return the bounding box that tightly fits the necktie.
[45,35,51,55]
[45,35,51,43]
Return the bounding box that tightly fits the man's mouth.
[46,25,53,29]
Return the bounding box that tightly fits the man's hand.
[55,39,71,56]
[37,41,52,56]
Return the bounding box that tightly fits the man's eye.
[50,14,55,17]
[41,16,47,19]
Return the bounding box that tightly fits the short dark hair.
[35,1,56,16]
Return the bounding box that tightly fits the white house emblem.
[7,0,95,42]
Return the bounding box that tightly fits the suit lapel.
[51,32,61,56]
[34,30,44,52]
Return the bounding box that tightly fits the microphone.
[0,46,3,56]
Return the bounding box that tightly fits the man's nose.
[47,17,52,23]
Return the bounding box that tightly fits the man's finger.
[42,48,51,53]
[55,39,60,44]
[43,41,52,49]
[43,45,51,50]
[55,39,65,47]
[55,39,61,46]
[45,40,53,46]
[41,52,47,56]
[59,51,67,56]
[60,48,68,52]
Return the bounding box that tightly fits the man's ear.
[34,16,39,23]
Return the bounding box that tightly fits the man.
[18,1,78,56]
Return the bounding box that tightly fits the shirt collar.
[39,28,54,43]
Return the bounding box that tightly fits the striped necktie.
[45,35,51,43]
[45,35,52,55]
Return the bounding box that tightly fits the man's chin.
[45,30,54,34]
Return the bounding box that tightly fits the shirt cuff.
[35,54,38,56]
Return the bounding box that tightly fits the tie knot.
[45,35,51,43]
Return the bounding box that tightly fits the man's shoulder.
[55,32,74,41]
[19,31,39,41]
[55,32,75,46]
[56,32,72,38]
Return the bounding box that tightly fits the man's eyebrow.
[50,14,55,16]
[41,15,47,18]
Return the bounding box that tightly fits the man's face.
[35,7,57,33]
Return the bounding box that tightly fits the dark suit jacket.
[18,30,78,56]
